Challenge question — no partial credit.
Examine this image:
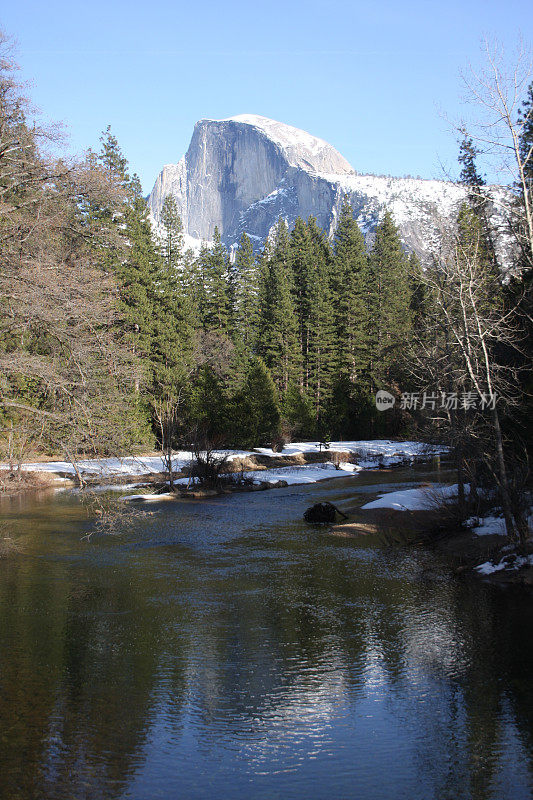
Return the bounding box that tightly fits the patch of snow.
[242,462,353,486]
[0,440,445,481]
[119,462,357,495]
[471,515,508,537]
[476,560,508,576]
[337,462,361,473]
[361,483,460,511]
[120,493,174,502]
[254,440,444,461]
[467,507,533,537]
[87,482,147,493]
[476,554,533,575]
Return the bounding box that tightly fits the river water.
[1,464,533,800]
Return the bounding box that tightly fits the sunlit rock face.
[148,114,507,263]
[149,115,353,245]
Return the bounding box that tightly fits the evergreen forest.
[1,34,532,542]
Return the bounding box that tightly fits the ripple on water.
[0,465,532,800]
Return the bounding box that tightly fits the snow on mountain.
[148,114,508,263]
[219,114,355,174]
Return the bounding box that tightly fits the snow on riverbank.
[476,554,533,576]
[361,483,533,579]
[122,463,358,500]
[466,515,507,537]
[0,440,445,479]
[256,440,444,469]
[243,462,354,485]
[361,483,460,511]
[0,451,254,478]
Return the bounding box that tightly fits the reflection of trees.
[0,546,189,800]
[372,573,533,800]
[186,536,533,797]
[1,503,533,798]
[464,587,533,798]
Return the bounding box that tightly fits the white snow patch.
[476,560,509,576]
[467,506,533,537]
[255,439,444,461]
[361,483,460,512]
[87,482,147,493]
[119,462,357,498]
[242,462,352,486]
[337,462,361,473]
[120,493,176,502]
[0,440,444,482]
[470,515,508,537]
[0,450,255,479]
[476,554,533,576]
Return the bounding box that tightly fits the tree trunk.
[63,446,85,489]
[456,443,466,515]
[491,407,520,545]
[167,444,174,490]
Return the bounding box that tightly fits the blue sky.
[2,0,531,193]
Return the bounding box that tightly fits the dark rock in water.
[304,502,343,524]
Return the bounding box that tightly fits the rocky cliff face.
[148,114,506,261]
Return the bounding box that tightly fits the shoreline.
[2,440,531,587]
[330,494,533,588]
[0,439,445,497]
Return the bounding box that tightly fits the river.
[1,463,532,800]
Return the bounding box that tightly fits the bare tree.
[409,211,530,544]
[459,39,533,270]
[0,33,144,485]
[151,384,190,490]
[183,428,229,489]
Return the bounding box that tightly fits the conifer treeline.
[1,94,529,466]
[98,126,419,449]
[0,34,423,463]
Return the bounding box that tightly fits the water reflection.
[0,470,532,799]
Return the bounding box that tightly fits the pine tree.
[304,217,336,416]
[408,251,431,332]
[228,232,260,354]
[99,124,128,177]
[458,130,485,195]
[98,128,159,371]
[257,219,301,394]
[518,82,533,201]
[367,211,412,386]
[458,129,498,270]
[197,227,231,335]
[325,373,376,440]
[180,246,201,330]
[93,128,163,444]
[517,81,533,272]
[331,198,370,382]
[288,216,336,418]
[152,194,195,394]
[232,357,280,448]
[282,383,315,439]
[160,194,184,271]
[290,216,314,390]
[189,365,231,442]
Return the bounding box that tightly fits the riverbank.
[331,483,533,587]
[0,440,445,496]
